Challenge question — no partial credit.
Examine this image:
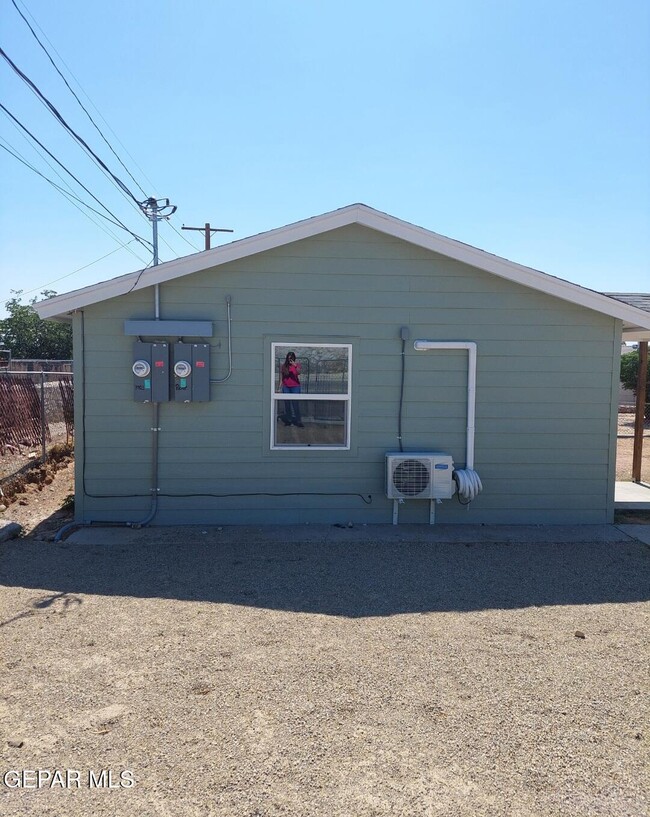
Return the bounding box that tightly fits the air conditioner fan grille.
[393,459,430,496]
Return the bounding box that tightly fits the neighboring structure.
[35,205,650,525]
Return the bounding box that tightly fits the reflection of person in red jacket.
[279,352,304,427]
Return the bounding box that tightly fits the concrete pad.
[65,522,635,547]
[617,524,650,545]
[615,481,650,509]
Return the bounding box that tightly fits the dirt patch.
[0,447,74,537]
[1,521,649,816]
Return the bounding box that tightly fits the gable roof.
[34,203,650,338]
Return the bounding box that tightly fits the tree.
[0,290,72,360]
[620,349,650,421]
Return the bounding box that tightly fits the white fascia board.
[34,270,143,318]
[33,203,650,331]
[33,205,364,319]
[355,208,650,330]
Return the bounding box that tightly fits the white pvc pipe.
[413,340,477,470]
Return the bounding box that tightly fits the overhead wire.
[0,103,152,251]
[1,240,139,301]
[8,0,148,198]
[0,46,147,212]
[11,0,157,192]
[166,219,201,251]
[4,1,204,264]
[0,139,148,241]
[0,136,145,264]
[1,38,186,256]
[0,129,148,265]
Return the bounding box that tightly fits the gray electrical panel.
[172,342,210,402]
[132,341,169,402]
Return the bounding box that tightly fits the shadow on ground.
[1,522,649,617]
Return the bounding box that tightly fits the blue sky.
[1,0,648,316]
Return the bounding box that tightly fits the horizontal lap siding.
[78,224,618,524]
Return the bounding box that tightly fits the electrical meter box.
[172,342,210,402]
[132,341,169,402]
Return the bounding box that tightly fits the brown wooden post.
[632,340,648,483]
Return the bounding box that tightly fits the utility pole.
[140,197,177,266]
[182,222,233,250]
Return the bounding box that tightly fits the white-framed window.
[271,342,352,450]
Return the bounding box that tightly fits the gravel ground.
[1,523,648,817]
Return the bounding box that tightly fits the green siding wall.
[75,224,621,525]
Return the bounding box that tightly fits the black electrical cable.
[9,0,204,262]
[82,490,373,504]
[125,260,155,294]
[0,47,143,208]
[0,140,144,234]
[158,492,373,504]
[0,140,148,266]
[0,104,152,251]
[0,128,148,264]
[165,219,201,251]
[12,0,157,192]
[8,0,148,198]
[13,241,137,299]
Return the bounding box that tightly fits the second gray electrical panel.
[172,342,210,402]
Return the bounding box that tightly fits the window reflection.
[275,400,346,446]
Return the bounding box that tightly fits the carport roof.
[34,203,650,339]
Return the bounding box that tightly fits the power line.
[0,46,145,212]
[0,130,148,266]
[166,219,201,251]
[2,240,139,301]
[8,0,148,199]
[12,0,157,193]
[0,103,152,251]
[7,0,205,260]
[4,2,202,263]
[0,139,146,237]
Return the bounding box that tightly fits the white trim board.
[34,203,650,333]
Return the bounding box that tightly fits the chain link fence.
[0,371,74,483]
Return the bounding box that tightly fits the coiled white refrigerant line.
[453,467,483,502]
[413,340,483,504]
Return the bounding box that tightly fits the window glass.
[275,400,347,447]
[274,345,349,395]
[271,343,351,449]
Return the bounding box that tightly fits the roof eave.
[32,203,650,331]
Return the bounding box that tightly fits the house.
[35,204,650,525]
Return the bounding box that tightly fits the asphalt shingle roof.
[602,293,650,313]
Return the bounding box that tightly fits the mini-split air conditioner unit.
[386,452,455,500]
